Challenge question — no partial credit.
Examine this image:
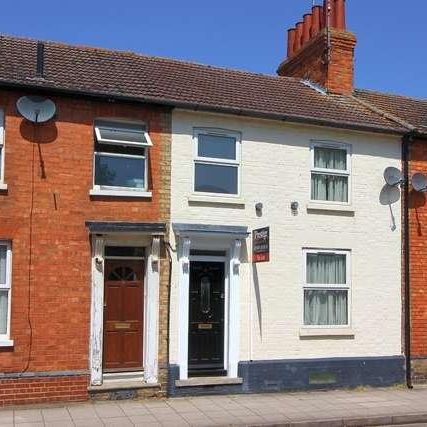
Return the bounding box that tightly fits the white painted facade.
[169,109,402,377]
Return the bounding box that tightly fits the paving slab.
[3,386,427,426]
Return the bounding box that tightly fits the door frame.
[188,255,228,376]
[89,234,161,386]
[177,234,243,381]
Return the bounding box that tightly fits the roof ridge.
[350,94,415,131]
[0,33,302,84]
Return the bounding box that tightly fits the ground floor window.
[303,249,350,326]
[0,241,11,340]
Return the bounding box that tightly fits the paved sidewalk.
[1,387,427,426]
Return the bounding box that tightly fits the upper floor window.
[93,120,152,194]
[303,249,350,327]
[0,109,4,184]
[193,129,241,196]
[310,142,351,203]
[0,242,12,344]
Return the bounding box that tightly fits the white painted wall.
[169,109,402,365]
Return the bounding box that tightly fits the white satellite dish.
[384,167,403,187]
[16,96,56,123]
[412,173,427,192]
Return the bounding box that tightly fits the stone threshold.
[88,379,160,392]
[175,377,243,388]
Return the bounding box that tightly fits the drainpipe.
[402,134,413,389]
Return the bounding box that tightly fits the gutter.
[0,80,408,137]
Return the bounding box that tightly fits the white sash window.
[193,129,241,196]
[310,142,351,204]
[303,249,351,327]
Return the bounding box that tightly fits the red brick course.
[409,138,427,382]
[0,89,171,404]
[0,375,88,407]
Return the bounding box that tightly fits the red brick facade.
[0,89,171,405]
[278,29,356,95]
[409,138,427,383]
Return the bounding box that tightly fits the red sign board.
[252,227,270,263]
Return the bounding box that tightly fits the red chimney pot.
[302,13,313,43]
[287,28,296,57]
[312,6,322,35]
[334,0,346,30]
[295,22,304,52]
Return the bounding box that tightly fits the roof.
[354,89,427,134]
[0,34,423,135]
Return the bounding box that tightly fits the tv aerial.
[412,173,427,192]
[384,167,403,187]
[16,96,56,123]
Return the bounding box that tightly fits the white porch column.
[228,239,242,378]
[90,236,105,386]
[144,236,161,384]
[178,236,191,380]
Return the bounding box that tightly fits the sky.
[1,0,426,99]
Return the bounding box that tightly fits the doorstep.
[88,378,160,392]
[175,376,243,388]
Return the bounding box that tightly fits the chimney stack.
[277,0,356,95]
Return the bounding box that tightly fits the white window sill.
[90,189,152,198]
[188,194,245,206]
[0,183,8,191]
[0,339,14,347]
[306,202,355,214]
[299,328,355,338]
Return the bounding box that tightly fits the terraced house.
[0,39,173,404]
[0,0,426,406]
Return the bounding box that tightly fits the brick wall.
[278,29,356,95]
[409,138,427,383]
[0,89,171,404]
[0,375,88,407]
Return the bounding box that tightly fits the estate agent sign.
[252,227,270,263]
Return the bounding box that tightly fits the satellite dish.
[16,96,56,123]
[384,167,403,187]
[412,173,427,192]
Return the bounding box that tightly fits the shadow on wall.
[409,189,426,237]
[20,119,58,180]
[379,184,400,231]
[252,263,262,341]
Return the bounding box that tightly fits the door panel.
[188,261,225,376]
[103,259,144,372]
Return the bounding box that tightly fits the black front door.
[188,261,225,376]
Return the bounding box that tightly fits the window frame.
[94,120,152,147]
[0,109,5,185]
[310,140,352,205]
[302,248,351,329]
[92,120,150,194]
[193,128,242,197]
[0,241,12,343]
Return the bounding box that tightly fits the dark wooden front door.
[103,259,144,372]
[188,261,225,376]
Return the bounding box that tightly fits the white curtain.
[0,290,8,335]
[0,246,5,284]
[312,147,348,202]
[307,253,346,284]
[311,174,348,202]
[304,290,348,325]
[305,253,348,325]
[314,147,346,170]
